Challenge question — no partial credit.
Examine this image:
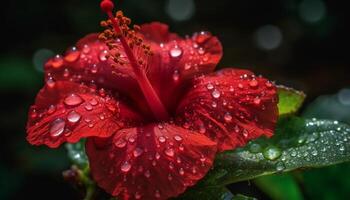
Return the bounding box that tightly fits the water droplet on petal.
[133,147,143,157]
[99,50,108,61]
[144,170,151,178]
[179,168,185,175]
[172,70,180,81]
[165,148,175,157]
[121,161,131,172]
[249,79,258,88]
[158,136,166,143]
[89,98,98,106]
[82,44,91,54]
[47,105,56,114]
[168,174,173,181]
[224,112,232,122]
[64,47,80,62]
[115,139,127,148]
[52,55,63,68]
[212,89,221,98]
[135,192,142,199]
[46,77,56,88]
[90,64,98,74]
[207,83,214,90]
[64,94,83,106]
[67,111,81,123]
[169,46,183,58]
[174,135,183,142]
[253,97,261,105]
[84,103,93,111]
[50,118,65,137]
[198,48,205,55]
[155,190,161,198]
[184,63,191,70]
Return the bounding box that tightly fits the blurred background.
[0,0,349,199]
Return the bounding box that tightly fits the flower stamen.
[99,0,169,121]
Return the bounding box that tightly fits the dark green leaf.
[201,117,350,186]
[278,86,306,116]
[254,173,303,200]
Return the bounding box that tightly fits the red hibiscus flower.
[26,0,278,199]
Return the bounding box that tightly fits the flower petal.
[26,81,142,148]
[176,68,278,152]
[140,22,223,110]
[86,123,217,200]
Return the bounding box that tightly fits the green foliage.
[200,117,350,186]
[277,86,306,116]
[254,173,303,200]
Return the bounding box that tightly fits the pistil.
[100,0,169,120]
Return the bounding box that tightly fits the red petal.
[26,81,142,148]
[86,123,217,200]
[176,68,278,152]
[44,34,154,116]
[140,22,223,111]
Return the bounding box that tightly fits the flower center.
[99,0,169,121]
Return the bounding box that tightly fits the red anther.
[100,0,114,13]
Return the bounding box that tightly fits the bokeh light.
[165,0,195,21]
[254,25,283,50]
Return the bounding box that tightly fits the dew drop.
[82,44,91,54]
[179,168,185,175]
[67,111,81,123]
[133,148,143,157]
[50,118,65,137]
[158,136,166,143]
[184,63,191,70]
[121,161,131,172]
[169,46,183,58]
[135,192,142,199]
[224,112,232,122]
[47,105,56,114]
[89,98,98,106]
[249,143,262,153]
[64,47,80,63]
[144,170,151,178]
[99,50,108,61]
[276,161,285,172]
[84,103,93,111]
[155,152,161,160]
[206,83,214,90]
[90,64,98,74]
[211,89,221,98]
[165,148,175,157]
[198,48,205,55]
[249,79,258,88]
[46,77,56,88]
[263,146,282,160]
[174,135,183,142]
[52,55,63,68]
[168,174,173,181]
[253,97,261,105]
[199,126,206,133]
[155,190,161,198]
[172,70,180,81]
[64,94,83,106]
[211,101,217,108]
[114,139,127,148]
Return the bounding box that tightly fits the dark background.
[1,0,349,199]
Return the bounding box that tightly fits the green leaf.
[278,86,306,116]
[254,173,303,200]
[200,117,350,186]
[66,139,89,168]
